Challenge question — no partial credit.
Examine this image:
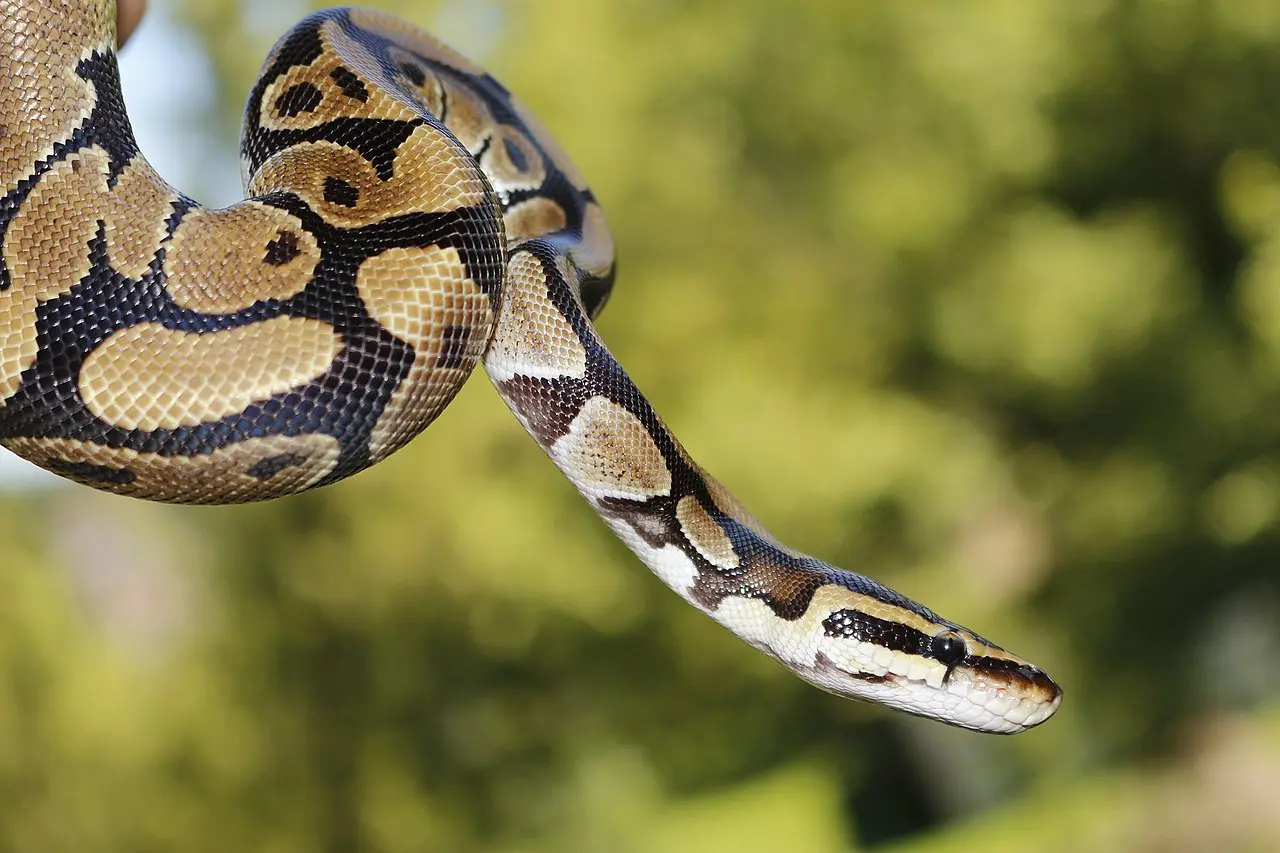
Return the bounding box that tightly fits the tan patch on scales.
[356,246,494,459]
[165,203,320,312]
[248,129,487,228]
[676,495,739,570]
[1,147,175,405]
[553,396,672,499]
[79,317,340,431]
[9,434,341,503]
[0,2,108,193]
[486,251,586,381]
[504,197,568,245]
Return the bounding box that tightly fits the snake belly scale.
[0,0,1061,733]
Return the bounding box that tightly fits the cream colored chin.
[802,661,1061,734]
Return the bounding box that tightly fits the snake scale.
[0,0,1060,733]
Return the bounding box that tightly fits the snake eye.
[930,631,967,667]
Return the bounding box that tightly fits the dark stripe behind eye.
[822,609,932,657]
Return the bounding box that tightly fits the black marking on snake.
[164,197,200,237]
[247,452,311,479]
[823,609,936,658]
[44,459,137,486]
[329,66,369,102]
[815,653,893,685]
[435,324,471,369]
[0,49,151,291]
[243,117,423,182]
[496,375,585,448]
[503,137,530,172]
[264,230,303,265]
[275,82,325,118]
[243,14,325,131]
[241,17,421,181]
[323,177,360,207]
[259,190,504,304]
[75,51,142,186]
[968,656,1058,693]
[398,60,427,87]
[595,496,681,551]
[472,136,493,170]
[479,74,512,98]
[435,67,451,124]
[578,264,615,320]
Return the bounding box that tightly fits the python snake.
[0,0,1061,733]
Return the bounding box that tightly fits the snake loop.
[0,1,1061,732]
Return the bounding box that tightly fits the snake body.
[0,1,1061,733]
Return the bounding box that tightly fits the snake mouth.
[809,652,1061,734]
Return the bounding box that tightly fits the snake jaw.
[805,647,1062,734]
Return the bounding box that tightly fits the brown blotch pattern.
[265,230,303,265]
[438,75,493,152]
[552,396,672,500]
[504,197,569,245]
[248,131,487,228]
[0,0,108,193]
[258,49,419,132]
[573,203,616,281]
[79,317,341,431]
[355,246,493,460]
[328,66,369,102]
[693,553,821,617]
[676,495,739,570]
[274,81,324,118]
[1,147,175,404]
[325,19,448,119]
[486,251,586,381]
[2,151,108,405]
[104,160,178,278]
[481,125,546,192]
[164,202,320,313]
[8,434,341,503]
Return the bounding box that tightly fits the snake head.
[713,581,1062,734]
[800,590,1063,734]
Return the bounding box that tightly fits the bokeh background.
[3,0,1280,850]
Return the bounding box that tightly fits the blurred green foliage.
[2,0,1280,850]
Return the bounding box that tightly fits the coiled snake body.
[0,0,1061,733]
